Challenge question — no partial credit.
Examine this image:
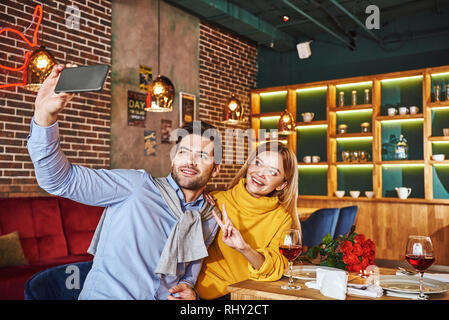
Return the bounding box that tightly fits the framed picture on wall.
[179,92,196,127]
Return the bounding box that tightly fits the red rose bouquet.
[301,225,376,274]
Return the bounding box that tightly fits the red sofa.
[0,196,103,300]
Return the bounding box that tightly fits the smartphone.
[54,64,109,93]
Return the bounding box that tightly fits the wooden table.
[227,267,449,300]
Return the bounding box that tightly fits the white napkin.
[347,285,383,298]
[307,268,348,300]
[395,271,449,283]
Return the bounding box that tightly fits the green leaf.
[306,245,319,259]
[321,233,333,245]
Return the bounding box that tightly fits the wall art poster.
[161,119,173,144]
[144,130,156,156]
[139,65,152,92]
[179,92,196,127]
[128,90,146,127]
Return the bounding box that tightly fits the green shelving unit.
[296,87,327,122]
[433,165,449,199]
[298,166,328,196]
[296,126,327,163]
[382,165,425,199]
[259,91,287,113]
[336,109,372,134]
[380,119,423,161]
[337,165,373,194]
[335,82,372,107]
[380,76,423,116]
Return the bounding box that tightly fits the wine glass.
[279,228,302,290]
[405,235,435,300]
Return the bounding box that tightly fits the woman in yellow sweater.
[195,142,300,299]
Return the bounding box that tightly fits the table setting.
[273,226,449,300]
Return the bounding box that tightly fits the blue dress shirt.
[26,119,218,300]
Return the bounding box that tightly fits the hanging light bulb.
[23,46,57,91]
[146,0,174,112]
[277,109,295,135]
[145,75,174,112]
[223,94,244,124]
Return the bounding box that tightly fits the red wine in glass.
[279,229,302,290]
[405,235,435,300]
[405,254,435,272]
[279,245,302,262]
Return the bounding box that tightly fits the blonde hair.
[228,142,300,229]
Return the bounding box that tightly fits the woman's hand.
[205,193,248,252]
[205,193,266,270]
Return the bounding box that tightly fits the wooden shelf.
[430,160,449,165]
[298,162,328,166]
[380,160,424,165]
[376,114,424,121]
[428,101,449,109]
[252,111,281,118]
[332,132,373,139]
[334,162,373,165]
[295,120,327,127]
[429,136,449,142]
[299,195,449,205]
[330,104,373,112]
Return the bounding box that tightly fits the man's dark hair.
[173,121,222,164]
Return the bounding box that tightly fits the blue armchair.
[334,206,358,239]
[25,261,92,300]
[300,208,340,248]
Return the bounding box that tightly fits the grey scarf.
[153,177,216,277]
[87,176,216,277]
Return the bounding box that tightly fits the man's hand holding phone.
[34,64,76,127]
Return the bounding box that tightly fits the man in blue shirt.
[27,64,221,300]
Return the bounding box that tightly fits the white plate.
[380,275,449,294]
[284,265,342,280]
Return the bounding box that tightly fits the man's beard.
[171,165,214,190]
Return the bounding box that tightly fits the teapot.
[301,112,314,122]
[395,187,412,199]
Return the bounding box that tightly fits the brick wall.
[0,0,112,197]
[198,22,258,191]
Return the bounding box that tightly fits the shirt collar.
[166,173,204,208]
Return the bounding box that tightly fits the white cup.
[388,108,397,116]
[350,191,360,198]
[409,106,419,114]
[365,191,374,199]
[395,187,412,199]
[303,156,311,163]
[312,155,321,163]
[334,190,345,198]
[398,107,409,115]
[432,154,445,161]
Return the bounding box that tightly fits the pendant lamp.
[277,109,295,135]
[223,93,244,124]
[23,5,57,91]
[145,0,174,112]
[23,45,57,91]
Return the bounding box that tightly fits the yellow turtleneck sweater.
[195,178,292,299]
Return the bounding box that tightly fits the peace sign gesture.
[205,193,247,252]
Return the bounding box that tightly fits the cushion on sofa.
[0,197,68,263]
[0,231,29,267]
[58,197,104,255]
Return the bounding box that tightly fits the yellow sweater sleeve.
[247,214,292,281]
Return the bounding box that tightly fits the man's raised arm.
[27,64,145,207]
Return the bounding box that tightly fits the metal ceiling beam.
[282,0,355,49]
[195,0,296,48]
[329,0,383,44]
